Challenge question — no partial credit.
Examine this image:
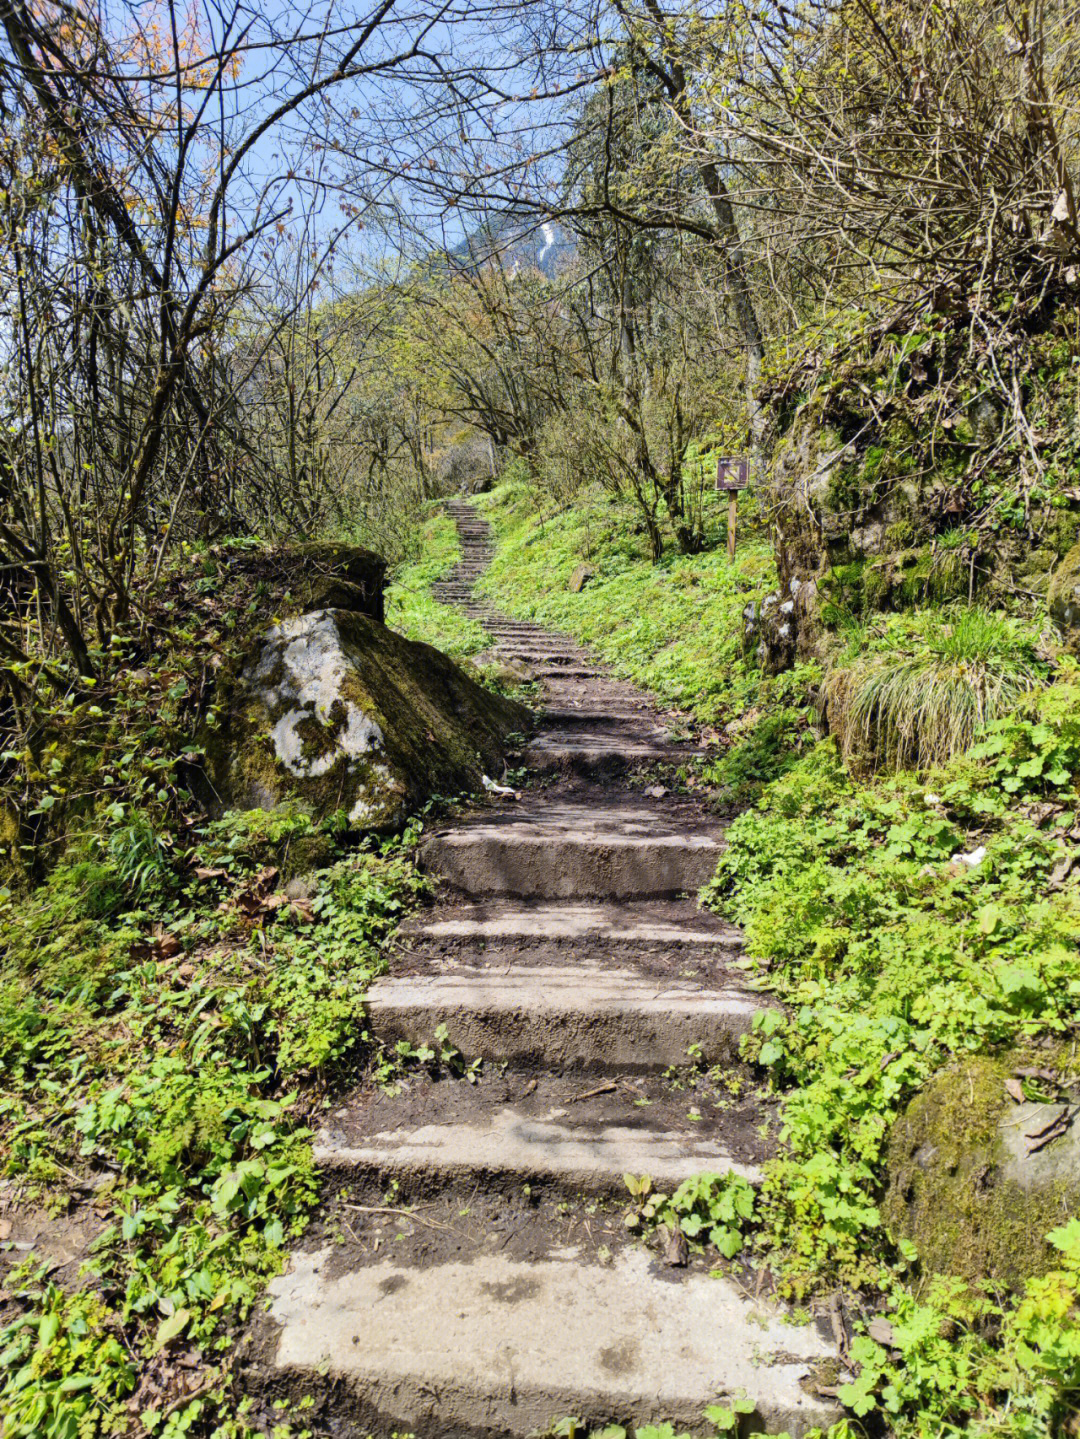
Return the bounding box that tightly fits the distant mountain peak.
[450,213,576,279]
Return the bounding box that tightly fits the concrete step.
[419,803,723,898]
[496,650,588,665]
[539,708,660,725]
[523,740,709,777]
[400,898,743,954]
[365,962,762,1070]
[522,664,605,680]
[264,1246,837,1438]
[315,1097,762,1191]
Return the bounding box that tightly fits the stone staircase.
[256,499,837,1438]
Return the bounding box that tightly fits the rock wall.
[747,310,1080,672]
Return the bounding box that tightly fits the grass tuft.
[824,608,1047,770]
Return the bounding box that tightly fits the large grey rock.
[883,1056,1080,1287]
[221,609,528,829]
[284,542,387,621]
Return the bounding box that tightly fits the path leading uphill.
[256,500,837,1437]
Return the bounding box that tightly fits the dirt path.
[254,500,836,1438]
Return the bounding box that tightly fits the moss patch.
[1049,539,1080,646]
[883,1056,1078,1290]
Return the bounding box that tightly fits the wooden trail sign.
[716,456,750,559]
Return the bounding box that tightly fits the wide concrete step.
[479,623,555,633]
[539,708,658,725]
[264,1246,836,1438]
[494,644,585,658]
[365,962,762,1070]
[523,731,701,765]
[401,898,743,953]
[522,663,604,679]
[420,803,722,898]
[315,1102,762,1191]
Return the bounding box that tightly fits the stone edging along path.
[251,499,838,1438]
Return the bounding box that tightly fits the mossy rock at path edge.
[1049,540,1080,651]
[276,542,388,621]
[883,1055,1080,1289]
[222,609,529,830]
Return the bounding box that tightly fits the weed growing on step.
[543,1407,772,1439]
[623,1172,755,1260]
[0,809,426,1436]
[388,1022,483,1083]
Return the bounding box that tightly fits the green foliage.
[0,1284,137,1439]
[624,1171,756,1260]
[968,677,1080,795]
[699,674,1080,1434]
[540,1405,768,1439]
[823,608,1047,770]
[0,812,426,1436]
[699,704,813,808]
[837,1222,1080,1434]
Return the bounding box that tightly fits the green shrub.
[699,706,811,808]
[0,819,425,1436]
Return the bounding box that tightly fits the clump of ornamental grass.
[824,607,1046,770]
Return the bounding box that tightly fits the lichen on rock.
[223,608,528,830]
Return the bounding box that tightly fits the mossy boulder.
[883,1056,1080,1289]
[223,609,529,830]
[277,543,387,621]
[1049,540,1080,650]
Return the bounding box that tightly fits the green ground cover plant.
[699,677,1080,1435]
[0,805,427,1437]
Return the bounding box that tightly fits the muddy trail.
[250,499,836,1438]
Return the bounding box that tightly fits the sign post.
[715,456,750,560]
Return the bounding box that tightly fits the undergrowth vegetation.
[822,609,1048,771]
[701,675,1080,1434]
[0,805,426,1437]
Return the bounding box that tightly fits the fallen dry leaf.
[866,1317,895,1346]
[663,1225,689,1268]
